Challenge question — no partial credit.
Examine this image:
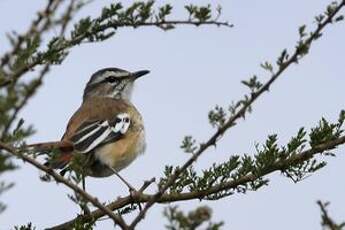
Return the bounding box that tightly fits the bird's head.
[83,67,149,101]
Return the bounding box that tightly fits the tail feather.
[28,141,74,152]
[49,152,73,169]
[28,141,74,169]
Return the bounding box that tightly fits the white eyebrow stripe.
[90,71,131,85]
[114,72,130,77]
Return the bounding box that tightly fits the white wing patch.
[71,113,131,153]
[113,113,131,134]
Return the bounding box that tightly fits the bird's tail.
[28,141,74,169]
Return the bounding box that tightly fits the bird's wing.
[70,113,131,153]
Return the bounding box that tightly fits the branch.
[0,142,129,229]
[2,2,231,81]
[50,134,345,229]
[318,201,345,230]
[128,1,345,228]
[8,20,231,82]
[100,19,231,29]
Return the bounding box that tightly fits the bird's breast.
[94,127,145,172]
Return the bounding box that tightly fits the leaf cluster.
[160,111,345,199]
[164,205,223,230]
[13,223,36,230]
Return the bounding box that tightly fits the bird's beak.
[132,70,150,80]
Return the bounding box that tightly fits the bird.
[29,67,149,190]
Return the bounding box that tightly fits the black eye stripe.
[106,76,118,83]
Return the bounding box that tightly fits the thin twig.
[0,142,129,229]
[317,200,345,230]
[59,0,77,35]
[7,18,231,81]
[101,20,233,30]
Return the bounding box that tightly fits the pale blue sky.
[1,0,345,229]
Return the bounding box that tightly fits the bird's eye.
[106,76,118,84]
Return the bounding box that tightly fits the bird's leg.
[82,177,91,214]
[108,166,136,192]
[82,175,86,191]
[108,167,144,211]
[79,172,90,214]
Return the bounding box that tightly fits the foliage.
[72,217,96,230]
[164,205,223,230]
[13,223,36,230]
[160,110,345,199]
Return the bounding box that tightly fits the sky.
[1,0,345,229]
